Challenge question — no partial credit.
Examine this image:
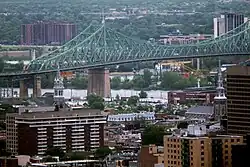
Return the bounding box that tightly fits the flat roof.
[165,134,243,140]
[7,108,103,119]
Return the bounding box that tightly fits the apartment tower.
[213,13,247,37]
[226,65,250,137]
[6,109,106,155]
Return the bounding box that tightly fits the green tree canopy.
[139,90,148,98]
[160,71,197,90]
[142,69,152,88]
[111,77,121,89]
[0,58,4,72]
[95,147,112,158]
[44,147,65,159]
[86,94,104,110]
[142,125,169,146]
[71,77,88,89]
[127,95,139,106]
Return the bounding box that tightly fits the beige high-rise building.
[164,127,243,167]
[213,13,248,38]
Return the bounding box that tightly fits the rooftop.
[186,106,213,115]
[7,108,103,119]
[166,134,242,140]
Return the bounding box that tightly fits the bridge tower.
[213,60,227,122]
[33,75,41,98]
[19,79,28,98]
[53,70,65,107]
[87,15,111,98]
[87,68,111,98]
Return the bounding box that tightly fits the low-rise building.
[138,145,164,167]
[168,90,216,104]
[107,112,155,122]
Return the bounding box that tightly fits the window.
[225,145,228,148]
[201,163,204,166]
[201,157,204,161]
[225,156,228,160]
[201,141,204,144]
[237,139,240,142]
[225,150,228,154]
[231,139,234,142]
[201,152,204,155]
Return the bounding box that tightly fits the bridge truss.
[3,20,250,76]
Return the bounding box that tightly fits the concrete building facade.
[213,13,247,37]
[226,65,250,137]
[6,109,106,155]
[164,134,243,167]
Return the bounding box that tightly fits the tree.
[86,94,104,110]
[0,58,4,72]
[115,94,120,101]
[95,147,112,158]
[63,152,92,161]
[91,101,105,110]
[111,77,121,89]
[142,125,169,146]
[71,77,88,89]
[143,69,152,88]
[160,71,197,90]
[132,75,145,89]
[139,90,147,98]
[44,147,65,159]
[127,96,139,106]
[177,122,189,129]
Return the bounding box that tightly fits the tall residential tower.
[213,13,248,38]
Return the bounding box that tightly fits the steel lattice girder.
[23,20,250,73]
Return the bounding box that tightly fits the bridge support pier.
[19,79,28,99]
[87,68,111,98]
[33,75,41,98]
[31,49,36,60]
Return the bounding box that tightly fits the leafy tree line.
[111,69,207,90]
[0,0,249,43]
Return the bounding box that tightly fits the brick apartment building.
[21,22,77,45]
[164,132,243,167]
[6,108,107,155]
[138,145,164,167]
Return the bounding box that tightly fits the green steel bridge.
[1,20,250,77]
